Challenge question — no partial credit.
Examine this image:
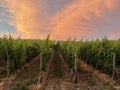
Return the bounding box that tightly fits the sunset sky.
[0,0,120,40]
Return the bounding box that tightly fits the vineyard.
[0,36,120,90]
[58,38,120,75]
[0,35,54,77]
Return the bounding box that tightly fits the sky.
[0,0,120,40]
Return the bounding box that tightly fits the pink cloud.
[1,0,50,39]
[50,0,120,40]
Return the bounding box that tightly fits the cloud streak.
[1,0,51,39]
[50,0,120,40]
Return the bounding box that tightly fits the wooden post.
[71,68,73,76]
[74,53,78,84]
[112,52,116,79]
[7,51,10,77]
[39,53,43,83]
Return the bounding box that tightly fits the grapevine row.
[0,35,54,74]
[58,38,120,75]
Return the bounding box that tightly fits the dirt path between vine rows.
[38,45,76,90]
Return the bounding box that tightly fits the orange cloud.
[2,0,50,39]
[50,0,119,40]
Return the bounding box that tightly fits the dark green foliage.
[59,38,120,75]
[0,35,54,73]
